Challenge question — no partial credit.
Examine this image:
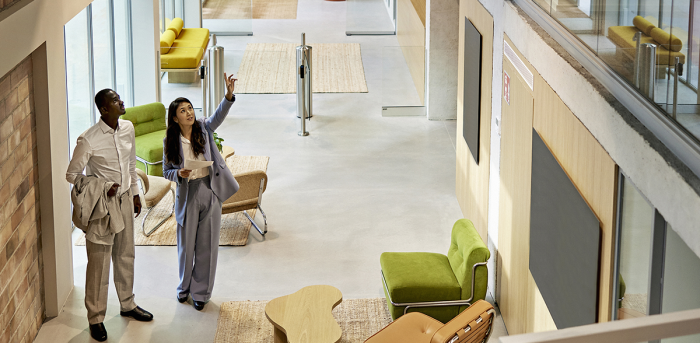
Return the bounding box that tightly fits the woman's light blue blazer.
[163,97,240,226]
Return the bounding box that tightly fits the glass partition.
[202,0,253,35]
[92,0,115,94]
[347,0,396,35]
[615,175,655,320]
[381,46,425,116]
[114,0,134,106]
[65,8,93,155]
[382,46,424,114]
[531,0,700,143]
[661,223,700,343]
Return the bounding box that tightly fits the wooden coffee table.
[265,285,343,343]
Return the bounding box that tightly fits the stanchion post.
[297,32,311,136]
[209,34,225,111]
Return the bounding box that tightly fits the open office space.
[1,0,700,342]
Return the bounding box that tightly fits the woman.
[163,73,239,311]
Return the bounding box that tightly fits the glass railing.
[499,307,700,343]
[533,0,700,143]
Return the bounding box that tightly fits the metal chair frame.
[243,178,267,236]
[136,156,164,176]
[381,261,488,315]
[136,175,175,237]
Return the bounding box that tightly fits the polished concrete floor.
[34,0,508,341]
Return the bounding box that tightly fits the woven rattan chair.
[136,168,175,236]
[221,170,268,236]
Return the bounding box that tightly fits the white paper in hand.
[184,159,213,170]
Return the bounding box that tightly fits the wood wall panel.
[532,76,618,323]
[497,33,618,335]
[409,0,426,26]
[497,40,541,335]
[397,0,425,104]
[456,0,493,243]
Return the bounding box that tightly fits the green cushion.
[447,219,490,312]
[122,103,166,137]
[380,252,461,323]
[135,131,166,162]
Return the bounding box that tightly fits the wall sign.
[504,71,510,105]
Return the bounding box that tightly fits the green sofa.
[380,219,490,324]
[122,102,167,176]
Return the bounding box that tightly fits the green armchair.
[380,219,490,324]
[122,103,167,176]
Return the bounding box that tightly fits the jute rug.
[75,155,269,247]
[203,0,298,20]
[214,298,392,342]
[235,43,369,94]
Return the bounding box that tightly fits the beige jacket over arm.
[71,175,125,245]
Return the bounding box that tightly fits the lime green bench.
[380,219,490,324]
[122,102,166,177]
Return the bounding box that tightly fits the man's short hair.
[95,89,115,113]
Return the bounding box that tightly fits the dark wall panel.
[529,128,601,329]
[463,17,482,164]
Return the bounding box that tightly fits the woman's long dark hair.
[164,97,206,165]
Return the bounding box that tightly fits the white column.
[425,0,459,120]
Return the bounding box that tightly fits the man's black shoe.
[120,306,154,321]
[193,300,206,311]
[89,323,107,342]
[177,294,188,303]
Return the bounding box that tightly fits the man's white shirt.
[66,118,139,196]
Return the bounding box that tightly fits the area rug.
[621,293,648,315]
[214,298,392,342]
[75,155,269,247]
[203,0,298,20]
[235,43,369,94]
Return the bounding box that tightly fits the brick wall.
[0,57,44,342]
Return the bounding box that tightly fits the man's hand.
[178,169,192,178]
[133,195,142,217]
[107,183,120,197]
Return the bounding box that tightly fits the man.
[66,89,153,342]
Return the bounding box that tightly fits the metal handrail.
[381,261,488,315]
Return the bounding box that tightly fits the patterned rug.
[235,43,369,94]
[203,0,298,20]
[75,155,269,246]
[214,298,392,343]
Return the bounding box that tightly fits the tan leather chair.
[221,170,268,236]
[136,168,175,236]
[364,300,495,343]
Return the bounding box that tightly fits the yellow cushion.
[650,27,683,52]
[160,28,210,69]
[633,16,656,36]
[607,26,686,65]
[167,17,184,37]
[160,30,176,55]
[178,28,210,50]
